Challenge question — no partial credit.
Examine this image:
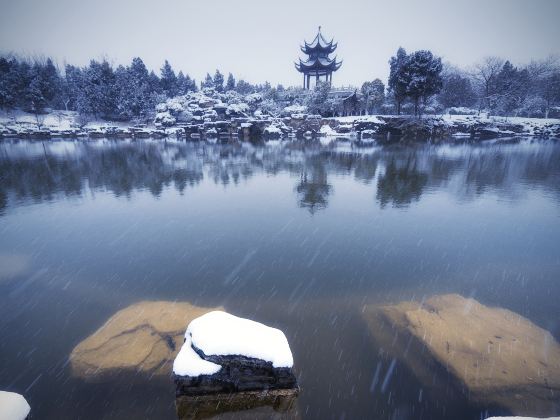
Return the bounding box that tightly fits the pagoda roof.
[295,56,342,73]
[301,27,338,54]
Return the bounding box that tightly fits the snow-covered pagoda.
[295,27,342,89]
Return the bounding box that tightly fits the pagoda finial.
[318,25,321,32]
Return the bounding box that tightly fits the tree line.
[0,56,268,122]
[1,50,559,120]
[387,48,560,118]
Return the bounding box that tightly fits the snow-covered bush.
[448,107,478,115]
[154,111,176,127]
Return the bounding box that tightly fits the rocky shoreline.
[2,114,559,142]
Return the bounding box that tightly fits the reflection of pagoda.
[295,26,342,89]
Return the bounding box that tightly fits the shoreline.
[1,110,560,141]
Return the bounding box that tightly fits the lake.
[0,137,559,419]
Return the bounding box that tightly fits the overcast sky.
[1,0,559,87]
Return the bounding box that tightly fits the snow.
[0,391,30,420]
[173,335,221,377]
[264,125,282,134]
[182,311,293,369]
[319,124,338,136]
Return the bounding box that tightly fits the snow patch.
[0,391,31,420]
[173,335,222,377]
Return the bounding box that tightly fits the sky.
[1,0,559,87]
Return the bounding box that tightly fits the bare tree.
[527,55,560,118]
[472,56,504,112]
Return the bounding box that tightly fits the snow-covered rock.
[173,311,297,396]
[0,391,30,420]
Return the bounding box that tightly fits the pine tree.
[213,70,224,92]
[184,74,197,92]
[202,73,213,89]
[388,47,408,115]
[226,72,235,91]
[176,71,187,95]
[402,50,443,116]
[0,57,18,109]
[160,60,177,97]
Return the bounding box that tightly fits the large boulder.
[173,311,297,396]
[0,391,30,420]
[70,301,222,381]
[362,294,560,416]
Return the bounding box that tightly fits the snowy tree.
[235,79,254,95]
[361,79,385,114]
[160,60,177,97]
[201,73,213,89]
[439,71,476,108]
[493,61,530,115]
[472,56,504,111]
[24,70,47,114]
[388,47,408,115]
[213,70,224,92]
[305,81,332,116]
[402,50,443,117]
[226,72,236,91]
[82,59,118,119]
[0,57,19,109]
[528,57,560,118]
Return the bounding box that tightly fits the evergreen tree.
[24,69,47,114]
[226,72,236,91]
[361,79,385,114]
[235,79,254,94]
[160,60,177,97]
[0,57,18,109]
[184,74,197,92]
[439,72,476,108]
[388,47,408,115]
[176,71,187,95]
[213,69,224,92]
[201,73,213,89]
[402,50,443,116]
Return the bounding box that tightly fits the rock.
[362,294,560,416]
[174,311,298,396]
[0,391,30,420]
[175,388,299,419]
[70,301,222,381]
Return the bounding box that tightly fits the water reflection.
[1,139,560,217]
[376,156,428,208]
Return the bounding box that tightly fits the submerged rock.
[174,311,298,397]
[70,301,222,381]
[0,391,30,420]
[362,294,560,416]
[176,388,299,419]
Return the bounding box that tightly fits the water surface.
[0,137,559,419]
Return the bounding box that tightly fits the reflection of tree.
[295,158,332,214]
[376,157,428,208]
[1,140,560,216]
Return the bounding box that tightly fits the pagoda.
[295,27,342,89]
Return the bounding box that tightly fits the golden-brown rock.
[362,294,560,416]
[70,301,222,381]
